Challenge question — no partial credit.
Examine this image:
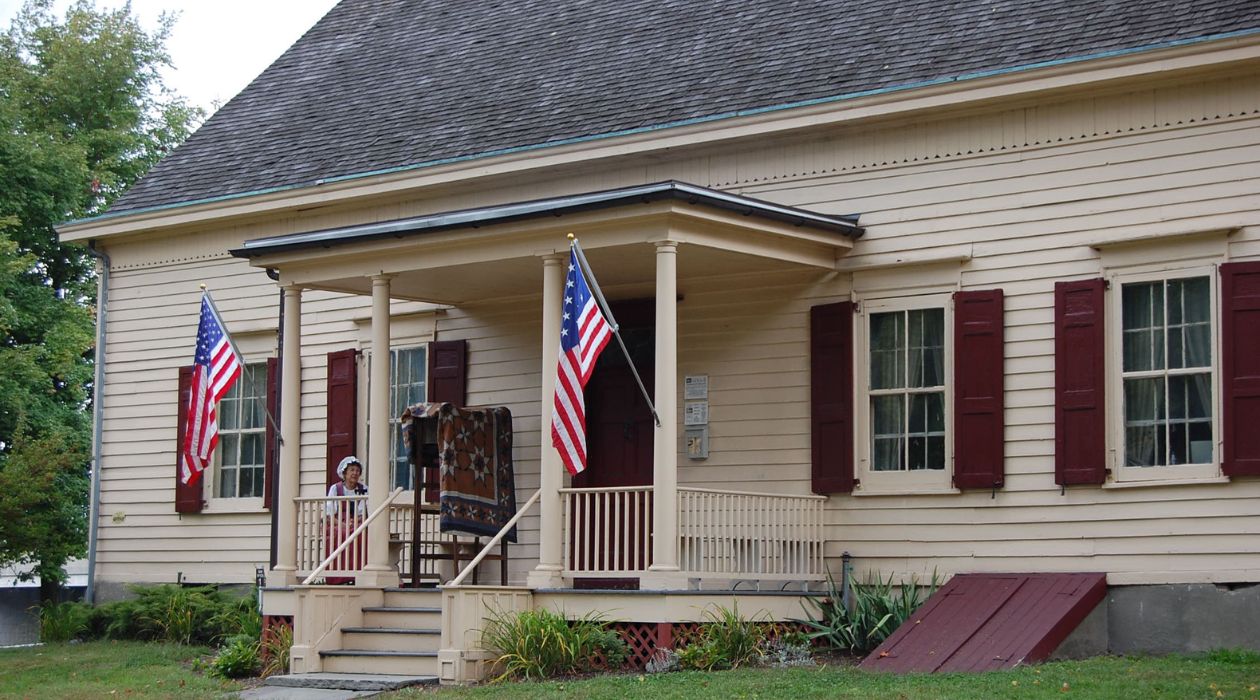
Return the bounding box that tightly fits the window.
[1117,271,1218,476]
[857,295,953,492]
[390,346,427,490]
[217,363,267,499]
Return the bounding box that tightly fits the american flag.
[551,249,613,475]
[182,293,243,485]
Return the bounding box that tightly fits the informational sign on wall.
[684,374,709,400]
[684,401,708,426]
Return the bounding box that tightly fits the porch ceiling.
[232,181,861,304]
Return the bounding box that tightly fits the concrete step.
[340,627,441,652]
[361,606,441,629]
[264,671,437,692]
[320,649,439,676]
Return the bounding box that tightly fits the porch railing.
[295,490,417,581]
[678,487,826,581]
[386,501,445,583]
[561,486,654,575]
[560,485,826,581]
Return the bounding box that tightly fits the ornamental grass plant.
[480,608,628,681]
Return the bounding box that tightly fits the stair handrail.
[301,486,405,585]
[447,488,541,588]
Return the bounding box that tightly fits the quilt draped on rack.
[402,402,517,542]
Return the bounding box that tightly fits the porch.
[235,181,861,682]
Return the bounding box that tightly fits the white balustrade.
[678,487,826,580]
[295,494,368,580]
[561,486,654,575]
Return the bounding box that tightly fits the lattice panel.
[574,620,815,670]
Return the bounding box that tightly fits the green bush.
[480,608,628,681]
[210,634,262,679]
[38,601,92,642]
[676,604,766,671]
[73,584,260,645]
[799,569,939,654]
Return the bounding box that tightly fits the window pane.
[218,467,237,498]
[1189,421,1213,465]
[220,396,239,430]
[1122,282,1159,330]
[871,395,904,472]
[1125,425,1164,467]
[908,308,944,388]
[927,436,945,470]
[220,434,240,466]
[243,433,265,467]
[870,312,904,390]
[908,436,926,470]
[1124,378,1164,422]
[239,465,256,498]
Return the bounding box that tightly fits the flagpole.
[568,235,661,428]
[200,284,283,442]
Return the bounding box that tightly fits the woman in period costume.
[324,455,366,584]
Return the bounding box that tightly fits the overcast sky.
[0,0,341,114]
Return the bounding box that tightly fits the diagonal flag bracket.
[569,235,661,428]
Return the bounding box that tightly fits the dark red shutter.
[427,339,467,406]
[263,357,279,508]
[1054,279,1107,486]
[810,301,855,494]
[953,290,1005,490]
[175,365,204,513]
[1222,261,1260,477]
[326,349,359,488]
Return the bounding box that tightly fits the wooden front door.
[571,302,654,587]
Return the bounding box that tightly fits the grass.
[0,640,246,700]
[388,650,1260,699]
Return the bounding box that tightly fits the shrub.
[39,601,92,642]
[676,604,766,671]
[73,584,259,645]
[261,620,294,678]
[210,634,262,679]
[480,608,628,681]
[799,569,939,654]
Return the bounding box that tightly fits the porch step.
[382,587,443,608]
[263,671,437,692]
[319,649,439,676]
[340,627,441,652]
[360,606,441,629]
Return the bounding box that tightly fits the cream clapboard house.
[60,0,1260,681]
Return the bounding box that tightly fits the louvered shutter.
[175,365,204,513]
[326,349,359,488]
[427,339,467,406]
[953,290,1005,490]
[1054,279,1107,486]
[263,357,279,508]
[810,301,855,494]
[1221,261,1260,477]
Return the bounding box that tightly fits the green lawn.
[392,651,1260,700]
[0,641,245,700]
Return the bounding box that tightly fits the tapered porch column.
[527,254,567,588]
[271,284,302,586]
[648,241,686,588]
[361,274,398,586]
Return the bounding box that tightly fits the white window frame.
[854,293,955,494]
[205,361,268,511]
[1106,264,1223,483]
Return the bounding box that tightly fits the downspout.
[83,240,110,604]
[266,268,282,570]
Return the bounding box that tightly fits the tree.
[0,0,200,602]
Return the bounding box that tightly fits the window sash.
[867,308,946,474]
[217,362,267,499]
[1117,272,1218,473]
[389,346,427,490]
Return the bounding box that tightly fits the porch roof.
[229,181,862,258]
[230,182,862,305]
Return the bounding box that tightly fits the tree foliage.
[0,0,200,599]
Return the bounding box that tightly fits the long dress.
[324,481,366,584]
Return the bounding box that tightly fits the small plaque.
[684,374,709,399]
[684,401,709,426]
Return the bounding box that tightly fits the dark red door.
[571,303,654,588]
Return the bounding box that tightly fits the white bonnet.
[336,455,362,479]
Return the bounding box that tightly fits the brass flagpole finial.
[566,232,575,241]
[199,283,207,291]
